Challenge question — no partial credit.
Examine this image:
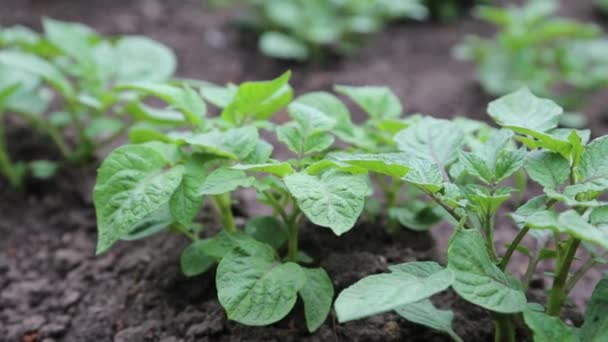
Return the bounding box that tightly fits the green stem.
[286,206,301,262]
[378,175,399,233]
[494,314,516,342]
[565,252,605,294]
[499,227,530,270]
[0,112,21,187]
[546,238,580,316]
[212,194,237,233]
[424,189,473,230]
[486,213,498,261]
[172,223,198,241]
[523,249,540,291]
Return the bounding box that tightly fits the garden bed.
[1,0,607,341]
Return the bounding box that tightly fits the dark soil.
[1,0,607,341]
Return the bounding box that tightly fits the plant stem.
[546,238,580,316]
[499,227,530,270]
[494,314,516,342]
[212,194,237,233]
[486,212,498,261]
[286,206,301,262]
[378,175,399,233]
[565,252,605,294]
[172,223,198,241]
[523,249,540,291]
[0,111,21,187]
[424,189,473,230]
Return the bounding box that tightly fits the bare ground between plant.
[0,0,607,341]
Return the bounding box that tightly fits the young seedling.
[455,0,608,127]
[334,88,608,341]
[0,19,176,187]
[211,0,427,60]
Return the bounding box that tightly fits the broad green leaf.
[276,124,334,156]
[200,83,237,108]
[448,229,527,313]
[170,126,259,160]
[221,71,292,125]
[245,216,288,249]
[394,117,464,169]
[335,85,402,119]
[119,82,206,129]
[591,206,608,226]
[510,195,552,241]
[194,230,258,259]
[543,187,606,208]
[580,275,608,342]
[126,102,186,125]
[43,18,96,63]
[284,170,370,235]
[259,31,309,60]
[396,300,463,342]
[488,88,563,133]
[389,205,442,232]
[121,203,173,241]
[216,241,306,325]
[242,140,273,164]
[576,136,608,192]
[335,262,453,322]
[84,117,125,139]
[292,91,352,134]
[524,210,608,249]
[94,144,185,253]
[232,162,294,177]
[523,308,574,342]
[525,151,570,189]
[198,168,254,195]
[114,36,176,83]
[299,268,334,332]
[402,157,444,193]
[0,51,73,97]
[288,101,336,133]
[328,152,411,178]
[170,155,211,226]
[180,240,216,277]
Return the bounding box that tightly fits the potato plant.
[335,88,608,341]
[0,19,176,187]
[213,0,427,60]
[425,0,491,22]
[455,0,608,126]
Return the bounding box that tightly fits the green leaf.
[221,71,292,125]
[126,102,187,125]
[245,216,288,249]
[335,262,454,322]
[335,85,402,119]
[0,51,74,97]
[328,152,411,178]
[43,18,96,63]
[242,140,274,164]
[580,275,608,342]
[170,155,211,226]
[299,268,334,332]
[525,151,570,189]
[119,82,206,129]
[389,205,442,231]
[402,157,445,193]
[524,210,608,249]
[94,144,185,253]
[488,88,563,133]
[232,162,294,177]
[84,117,125,140]
[292,91,352,134]
[216,241,306,325]
[198,168,254,195]
[276,124,335,156]
[523,308,574,342]
[288,101,336,133]
[28,160,58,179]
[114,36,176,83]
[394,117,464,169]
[448,229,527,313]
[121,203,173,241]
[259,31,309,60]
[194,230,258,259]
[464,185,513,218]
[180,240,217,277]
[170,126,259,160]
[395,300,463,342]
[200,83,237,108]
[284,170,370,235]
[576,136,608,192]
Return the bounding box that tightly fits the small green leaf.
[94,144,185,253]
[84,117,125,140]
[216,240,306,325]
[198,168,254,195]
[242,140,273,164]
[170,126,259,160]
[277,124,334,156]
[200,83,237,108]
[576,136,608,192]
[299,268,334,332]
[394,117,464,169]
[245,216,288,249]
[328,152,411,178]
[284,170,370,235]
[232,162,294,177]
[43,18,96,63]
[292,91,353,134]
[335,85,402,119]
[288,101,336,133]
[259,31,309,60]
[448,229,527,313]
[403,157,444,193]
[579,275,608,341]
[221,71,292,125]
[114,36,176,83]
[523,308,574,342]
[28,160,58,179]
[396,300,463,342]
[524,210,608,249]
[525,151,570,189]
[0,51,74,97]
[180,240,217,277]
[335,262,453,322]
[488,88,562,133]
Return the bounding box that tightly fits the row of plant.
[0,18,176,188]
[85,65,608,341]
[210,0,491,61]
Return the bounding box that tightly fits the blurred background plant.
[455,0,608,127]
